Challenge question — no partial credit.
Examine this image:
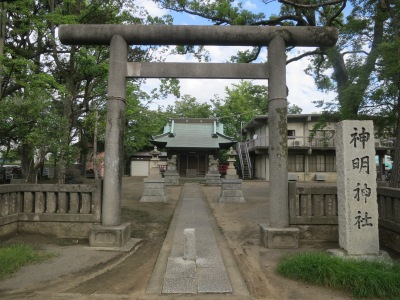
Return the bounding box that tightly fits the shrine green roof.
[150,118,236,149]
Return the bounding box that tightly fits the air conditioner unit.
[288,173,298,181]
[292,140,302,146]
[316,174,327,181]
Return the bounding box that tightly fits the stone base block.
[18,221,91,239]
[140,178,167,202]
[326,248,392,263]
[205,173,221,186]
[164,173,180,186]
[218,179,245,203]
[140,195,167,202]
[260,224,299,249]
[90,222,131,248]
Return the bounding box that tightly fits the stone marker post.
[335,120,379,255]
[183,228,196,261]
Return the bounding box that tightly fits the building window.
[288,154,304,172]
[287,130,296,139]
[325,154,336,172]
[308,154,336,172]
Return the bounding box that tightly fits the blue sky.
[135,0,337,113]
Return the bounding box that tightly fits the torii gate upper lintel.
[59,24,337,47]
[58,25,338,249]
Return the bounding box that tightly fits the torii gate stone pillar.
[59,25,337,249]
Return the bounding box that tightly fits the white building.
[240,114,394,182]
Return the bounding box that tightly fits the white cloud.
[131,2,335,114]
[136,0,165,17]
[286,49,336,113]
[243,1,257,10]
[142,46,335,114]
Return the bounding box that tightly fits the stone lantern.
[225,147,238,179]
[218,146,245,203]
[140,146,166,202]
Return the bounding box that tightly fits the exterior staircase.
[237,142,252,179]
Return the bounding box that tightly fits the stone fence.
[288,182,400,252]
[0,181,102,239]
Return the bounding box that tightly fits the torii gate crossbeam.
[59,25,338,249]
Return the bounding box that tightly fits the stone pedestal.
[218,179,245,203]
[140,178,167,202]
[326,248,391,263]
[259,224,299,249]
[225,171,238,179]
[164,170,180,186]
[205,171,221,185]
[90,222,131,248]
[205,154,221,185]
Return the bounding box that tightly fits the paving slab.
[148,183,248,296]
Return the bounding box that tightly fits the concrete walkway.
[147,183,249,296]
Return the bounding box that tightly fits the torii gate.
[59,25,337,249]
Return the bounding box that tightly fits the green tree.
[166,94,213,118]
[212,80,268,138]
[374,1,400,188]
[0,0,174,182]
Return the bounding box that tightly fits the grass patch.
[277,252,400,299]
[0,243,57,280]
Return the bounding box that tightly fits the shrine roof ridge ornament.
[59,24,338,47]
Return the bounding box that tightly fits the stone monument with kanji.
[333,120,387,259]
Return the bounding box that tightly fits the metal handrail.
[237,143,245,178]
[237,142,252,179]
[244,142,252,179]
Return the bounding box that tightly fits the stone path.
[147,183,248,296]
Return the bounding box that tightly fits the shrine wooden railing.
[288,182,400,252]
[0,181,102,236]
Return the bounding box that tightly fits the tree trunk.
[388,1,400,188]
[332,2,388,119]
[389,95,400,188]
[21,143,36,183]
[0,1,6,100]
[93,109,99,179]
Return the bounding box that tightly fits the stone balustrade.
[0,181,102,238]
[288,182,400,252]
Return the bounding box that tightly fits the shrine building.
[149,118,236,177]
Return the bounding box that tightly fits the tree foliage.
[0,0,174,182]
[212,80,268,137]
